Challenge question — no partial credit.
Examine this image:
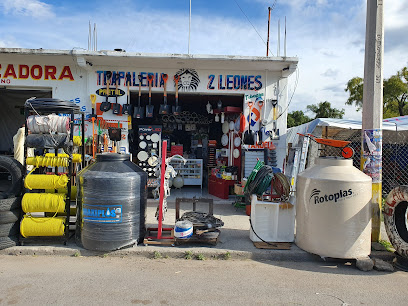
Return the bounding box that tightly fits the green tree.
[344,67,408,118]
[287,110,312,128]
[306,101,345,119]
[345,77,364,111]
[383,67,408,116]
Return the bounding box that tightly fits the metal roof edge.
[0,47,298,63]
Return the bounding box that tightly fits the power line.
[234,0,276,56]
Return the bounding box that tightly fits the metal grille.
[310,127,408,197]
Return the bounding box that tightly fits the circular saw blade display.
[137,125,162,186]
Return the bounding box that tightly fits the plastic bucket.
[174,220,193,239]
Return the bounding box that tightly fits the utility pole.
[361,0,384,242]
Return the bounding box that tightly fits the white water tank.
[296,157,372,259]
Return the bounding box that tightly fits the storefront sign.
[0,64,74,82]
[96,69,262,92]
[95,88,125,97]
[207,74,262,91]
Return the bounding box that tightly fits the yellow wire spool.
[24,174,68,190]
[45,185,77,200]
[22,193,66,213]
[20,216,65,237]
[73,136,82,146]
[26,156,69,167]
[44,153,82,163]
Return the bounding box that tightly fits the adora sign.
[0,64,74,82]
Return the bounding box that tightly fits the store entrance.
[0,88,52,156]
[130,92,243,198]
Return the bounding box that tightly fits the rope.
[26,154,81,167]
[20,216,65,237]
[22,193,66,213]
[24,172,68,190]
[73,136,82,146]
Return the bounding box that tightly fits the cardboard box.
[234,183,244,195]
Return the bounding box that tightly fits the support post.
[361,0,384,242]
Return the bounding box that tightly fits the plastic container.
[174,220,193,238]
[76,153,147,251]
[249,195,295,242]
[296,157,372,258]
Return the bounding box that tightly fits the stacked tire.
[384,186,408,259]
[0,156,24,250]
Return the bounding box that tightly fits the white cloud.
[0,0,406,122]
[1,0,55,18]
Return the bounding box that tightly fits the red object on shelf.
[171,145,183,156]
[223,106,242,113]
[208,176,236,199]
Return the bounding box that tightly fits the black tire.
[0,157,24,199]
[0,197,21,212]
[384,186,408,259]
[0,236,18,250]
[0,210,20,224]
[0,222,19,237]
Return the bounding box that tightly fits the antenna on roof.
[88,21,98,51]
[277,19,280,56]
[88,21,91,51]
[93,23,97,51]
[284,16,287,57]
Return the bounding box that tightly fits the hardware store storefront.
[0,48,298,196]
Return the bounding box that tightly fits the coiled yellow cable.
[73,136,82,146]
[22,193,66,213]
[24,174,68,190]
[20,216,65,237]
[44,153,82,163]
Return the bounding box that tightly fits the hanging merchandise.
[233,148,240,159]
[146,73,155,117]
[112,72,121,115]
[22,193,66,213]
[221,112,225,123]
[44,153,82,163]
[172,74,182,115]
[24,174,68,190]
[206,101,213,114]
[90,94,97,120]
[26,156,74,168]
[73,136,82,146]
[20,216,65,237]
[239,112,246,133]
[27,114,69,134]
[122,72,133,115]
[270,99,279,139]
[222,121,229,134]
[134,74,145,119]
[256,97,264,145]
[100,71,112,112]
[159,73,171,114]
[234,136,241,147]
[221,134,229,147]
[243,102,255,145]
[214,113,220,122]
[25,134,70,151]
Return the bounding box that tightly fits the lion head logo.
[174,68,200,92]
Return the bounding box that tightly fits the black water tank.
[76,153,147,251]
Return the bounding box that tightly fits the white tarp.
[287,117,408,146]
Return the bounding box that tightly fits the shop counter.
[208,176,236,199]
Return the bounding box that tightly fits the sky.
[0,0,407,120]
